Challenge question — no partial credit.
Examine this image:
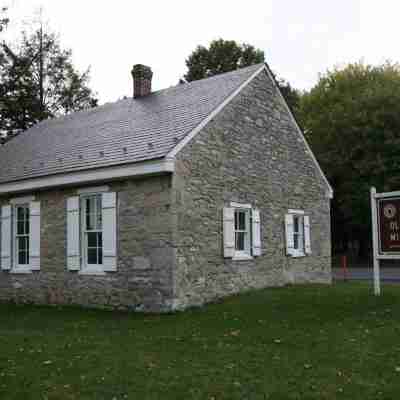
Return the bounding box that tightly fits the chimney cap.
[131,64,153,80]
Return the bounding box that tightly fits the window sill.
[10,268,32,274]
[78,268,106,276]
[232,254,254,261]
[290,252,306,258]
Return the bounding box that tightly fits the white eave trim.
[0,159,175,195]
[166,64,266,159]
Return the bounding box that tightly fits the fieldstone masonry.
[171,70,331,309]
[0,176,176,312]
[0,69,331,312]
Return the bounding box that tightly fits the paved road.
[333,267,400,282]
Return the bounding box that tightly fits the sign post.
[370,187,400,296]
[370,187,381,295]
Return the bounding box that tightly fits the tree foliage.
[275,76,301,114]
[0,23,97,141]
[185,39,265,82]
[299,62,400,256]
[184,39,300,112]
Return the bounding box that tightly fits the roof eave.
[0,158,175,196]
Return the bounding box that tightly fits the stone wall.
[0,174,175,312]
[171,70,332,309]
[0,69,331,313]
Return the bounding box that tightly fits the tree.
[184,39,300,112]
[275,77,301,114]
[0,23,97,141]
[185,39,265,82]
[298,62,400,257]
[0,5,8,33]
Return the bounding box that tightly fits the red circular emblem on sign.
[384,204,396,219]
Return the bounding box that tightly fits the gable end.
[168,64,333,199]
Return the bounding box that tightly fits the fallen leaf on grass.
[224,330,241,337]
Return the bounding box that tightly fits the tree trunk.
[38,24,44,117]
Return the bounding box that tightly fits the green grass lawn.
[1,283,400,400]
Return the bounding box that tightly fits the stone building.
[0,63,333,312]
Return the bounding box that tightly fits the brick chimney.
[131,64,153,98]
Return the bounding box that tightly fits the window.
[234,208,251,255]
[285,211,311,257]
[67,191,117,274]
[223,204,261,259]
[15,205,30,267]
[1,199,41,273]
[81,194,103,267]
[293,215,304,252]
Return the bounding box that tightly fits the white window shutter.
[67,197,80,270]
[252,209,262,256]
[29,201,41,270]
[102,192,117,272]
[304,215,312,255]
[285,214,295,256]
[223,207,235,258]
[1,205,12,270]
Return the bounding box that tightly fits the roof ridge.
[152,62,265,94]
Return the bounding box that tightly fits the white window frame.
[13,203,31,273]
[2,198,40,274]
[231,202,253,260]
[292,214,305,257]
[79,193,105,275]
[288,210,306,258]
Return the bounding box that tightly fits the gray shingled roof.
[0,64,263,184]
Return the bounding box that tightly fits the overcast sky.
[3,0,398,104]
